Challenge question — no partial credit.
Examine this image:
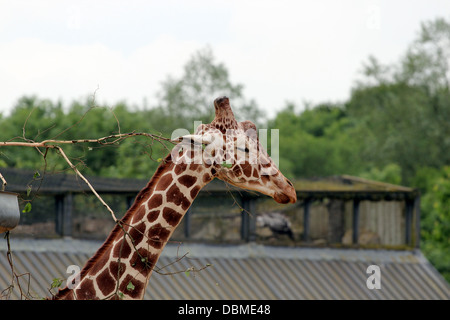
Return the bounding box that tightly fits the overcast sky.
[1,0,449,118]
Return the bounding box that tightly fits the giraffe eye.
[236,146,250,153]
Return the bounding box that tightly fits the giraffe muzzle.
[274,189,297,204]
[273,177,297,204]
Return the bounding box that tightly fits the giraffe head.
[173,96,296,204]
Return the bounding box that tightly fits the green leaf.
[26,185,32,197]
[221,162,232,168]
[33,171,40,179]
[126,281,135,291]
[22,202,32,213]
[51,278,63,289]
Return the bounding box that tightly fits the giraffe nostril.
[286,179,294,187]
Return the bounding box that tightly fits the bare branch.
[0,132,179,148]
[0,131,181,226]
[53,146,118,222]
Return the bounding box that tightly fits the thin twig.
[0,132,179,148]
[54,146,118,222]
[1,232,34,300]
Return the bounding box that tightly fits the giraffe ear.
[239,120,257,132]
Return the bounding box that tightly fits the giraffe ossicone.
[53,96,296,300]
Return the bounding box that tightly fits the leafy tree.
[269,102,363,178]
[396,18,450,93]
[154,46,263,132]
[346,17,450,281]
[346,18,450,184]
[421,166,450,282]
[0,96,67,171]
[0,97,164,178]
[359,163,402,185]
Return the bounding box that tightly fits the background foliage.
[1,18,449,282]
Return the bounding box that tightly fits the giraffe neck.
[54,156,213,300]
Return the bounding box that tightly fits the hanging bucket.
[0,191,20,233]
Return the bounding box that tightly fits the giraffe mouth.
[274,191,297,204]
[219,169,297,204]
[273,177,297,204]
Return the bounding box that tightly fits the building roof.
[1,239,448,300]
[0,167,147,194]
[0,167,250,196]
[293,175,419,201]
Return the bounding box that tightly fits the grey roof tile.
[1,239,448,300]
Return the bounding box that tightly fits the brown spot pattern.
[119,275,144,299]
[166,184,191,210]
[242,163,252,177]
[112,238,132,259]
[147,223,171,249]
[148,193,163,208]
[203,173,212,183]
[233,165,242,176]
[129,221,146,245]
[147,210,160,223]
[179,175,197,188]
[130,247,158,277]
[155,173,173,191]
[96,268,116,297]
[76,279,97,300]
[132,205,146,224]
[109,261,126,279]
[162,207,183,227]
[174,163,187,175]
[190,186,201,199]
[89,246,112,275]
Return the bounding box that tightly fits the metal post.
[184,208,191,239]
[303,198,311,242]
[241,197,256,242]
[352,199,360,244]
[55,194,64,236]
[62,192,73,238]
[414,195,421,249]
[126,195,135,208]
[405,199,414,246]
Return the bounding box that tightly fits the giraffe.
[53,96,296,300]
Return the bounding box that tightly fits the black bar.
[63,192,73,238]
[405,199,414,246]
[303,199,311,242]
[414,195,421,248]
[184,208,191,238]
[55,194,64,236]
[241,197,256,242]
[352,199,360,244]
[126,195,135,208]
